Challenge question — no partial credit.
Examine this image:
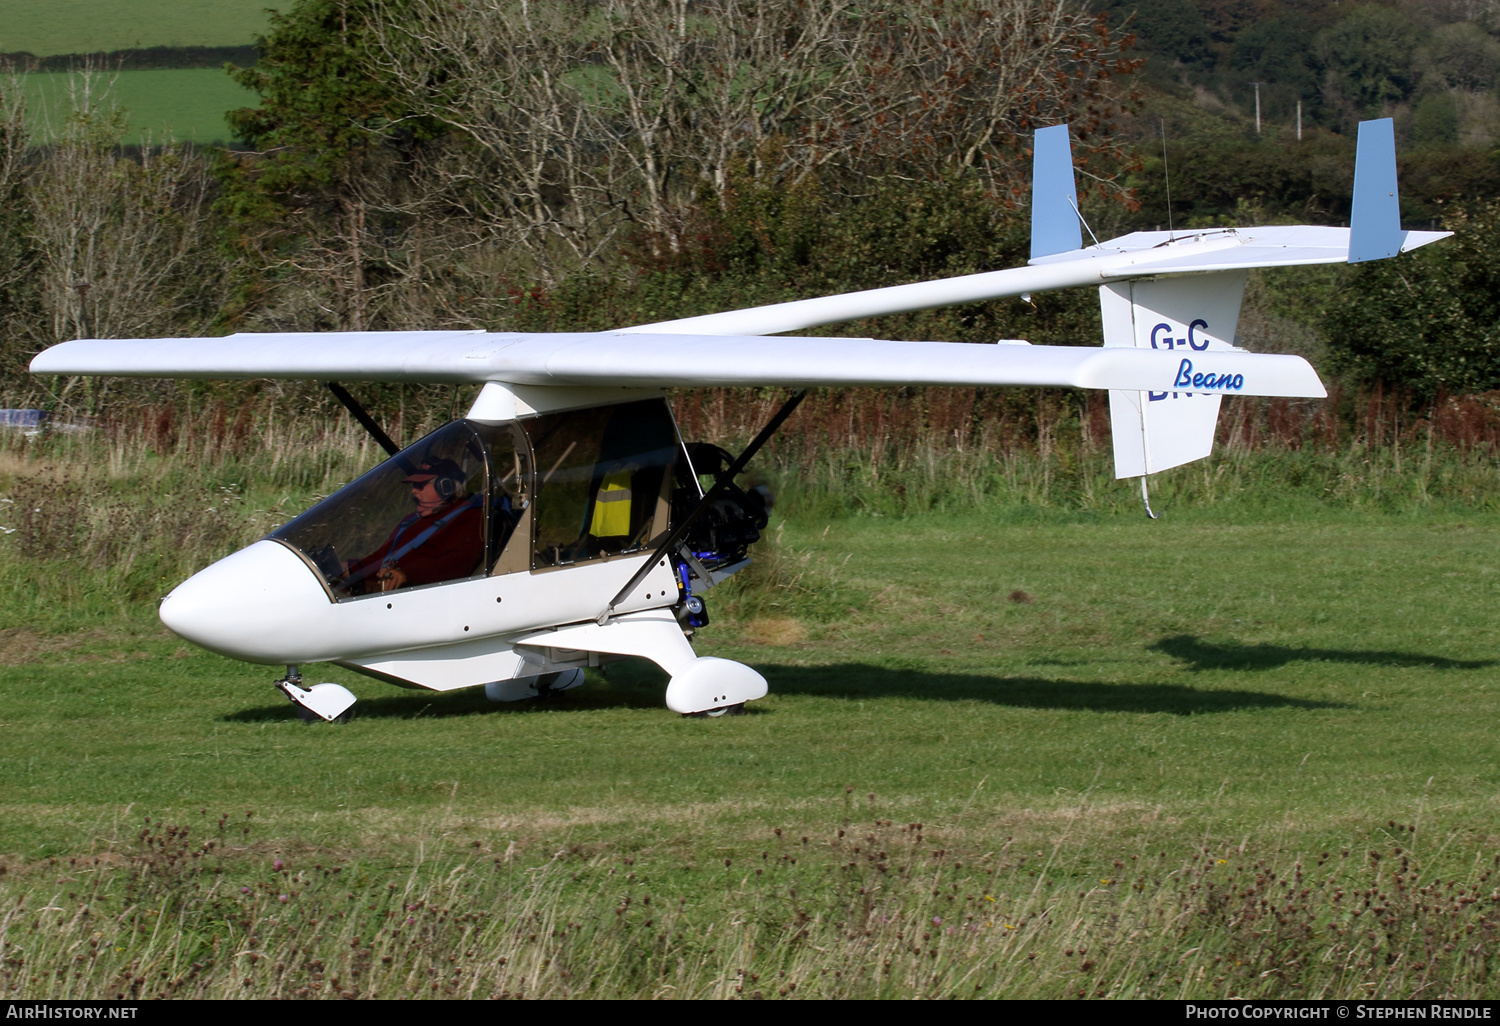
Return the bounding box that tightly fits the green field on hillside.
[2,0,270,56]
[22,67,256,144]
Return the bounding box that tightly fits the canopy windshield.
[271,419,529,599]
[269,397,682,598]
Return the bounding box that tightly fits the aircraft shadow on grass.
[1150,635,1496,674]
[222,681,667,723]
[755,664,1347,715]
[222,659,1347,722]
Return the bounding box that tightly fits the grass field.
[3,417,1500,996]
[2,1,270,57]
[22,68,256,145]
[5,0,266,145]
[5,510,1498,852]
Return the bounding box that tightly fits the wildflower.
[278,894,289,903]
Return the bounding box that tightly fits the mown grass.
[1,407,1499,997]
[3,1,270,57]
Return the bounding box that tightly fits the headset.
[409,457,466,500]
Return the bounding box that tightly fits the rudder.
[1103,271,1248,478]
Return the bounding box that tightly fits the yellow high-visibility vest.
[590,469,633,537]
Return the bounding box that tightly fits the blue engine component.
[675,562,710,628]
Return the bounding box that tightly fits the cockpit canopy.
[271,397,683,599]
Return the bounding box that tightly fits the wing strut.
[597,389,808,625]
[326,382,401,457]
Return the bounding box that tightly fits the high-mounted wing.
[33,118,1451,471]
[621,224,1446,339]
[30,329,1325,397]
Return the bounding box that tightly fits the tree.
[1317,5,1425,124]
[1228,17,1322,122]
[369,0,1141,278]
[0,70,38,387]
[24,73,221,410]
[1426,20,1500,92]
[222,0,453,332]
[218,0,1140,336]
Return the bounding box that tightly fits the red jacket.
[345,497,484,590]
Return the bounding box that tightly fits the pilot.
[343,458,483,592]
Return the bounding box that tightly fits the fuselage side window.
[524,398,679,569]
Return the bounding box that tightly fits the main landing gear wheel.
[686,703,745,719]
[484,668,586,704]
[535,668,586,700]
[665,657,767,716]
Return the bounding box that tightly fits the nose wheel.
[275,666,357,723]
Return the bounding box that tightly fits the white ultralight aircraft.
[31,120,1447,722]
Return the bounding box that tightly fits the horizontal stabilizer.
[31,330,1327,397]
[627,225,1448,338]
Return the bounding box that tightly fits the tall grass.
[3,806,1496,999]
[0,399,445,610]
[677,385,1500,518]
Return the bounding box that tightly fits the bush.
[1324,202,1500,401]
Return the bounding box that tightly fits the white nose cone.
[160,540,334,664]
